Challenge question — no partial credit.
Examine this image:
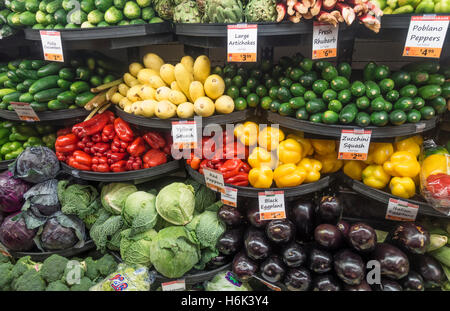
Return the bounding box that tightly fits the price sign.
[221,186,238,207]
[227,24,257,62]
[40,30,64,62]
[403,15,449,58]
[252,275,282,291]
[258,191,285,220]
[171,120,197,149]
[203,168,226,194]
[161,280,186,291]
[386,198,419,221]
[312,22,338,60]
[10,102,40,121]
[338,129,372,161]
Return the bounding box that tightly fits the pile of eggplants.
[215,195,447,291]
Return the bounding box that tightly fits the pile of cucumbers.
[0,54,119,111]
[0,0,164,36]
[258,57,449,127]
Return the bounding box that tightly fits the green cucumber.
[31,60,46,69]
[48,99,68,110]
[442,82,450,99]
[363,62,377,81]
[365,81,381,99]
[391,71,411,88]
[15,68,39,80]
[30,101,48,112]
[57,79,72,90]
[403,61,440,74]
[58,68,75,80]
[429,96,446,114]
[22,79,37,89]
[418,84,442,100]
[16,83,27,93]
[394,97,414,111]
[75,92,95,107]
[2,92,21,104]
[399,84,418,97]
[18,92,34,102]
[70,81,90,94]
[57,90,77,104]
[427,74,445,86]
[29,75,59,94]
[305,98,326,114]
[37,62,64,77]
[33,88,63,102]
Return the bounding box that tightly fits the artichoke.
[244,0,277,22]
[154,0,176,20]
[196,0,206,13]
[174,0,202,23]
[203,0,243,23]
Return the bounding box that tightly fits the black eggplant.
[260,255,286,283]
[400,271,425,291]
[389,222,430,255]
[334,249,365,285]
[312,274,341,291]
[218,205,243,227]
[337,220,350,240]
[232,252,258,281]
[217,228,243,255]
[246,205,269,228]
[308,247,333,274]
[344,280,372,291]
[244,228,271,261]
[284,268,312,291]
[281,242,307,268]
[373,278,403,291]
[265,219,295,244]
[289,199,315,241]
[348,223,377,253]
[371,243,410,280]
[314,224,343,250]
[316,196,343,225]
[412,254,445,288]
[205,255,230,270]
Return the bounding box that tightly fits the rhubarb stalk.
[359,13,381,33]
[310,0,322,15]
[287,0,298,15]
[276,2,287,22]
[336,2,355,25]
[322,0,337,11]
[318,10,338,26]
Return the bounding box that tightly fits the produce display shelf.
[186,162,333,198]
[340,173,449,219]
[0,108,89,122]
[266,111,438,140]
[61,160,182,182]
[115,106,255,129]
[8,240,95,261]
[380,13,450,29]
[0,159,13,171]
[153,263,232,285]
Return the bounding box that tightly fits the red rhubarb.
[310,0,322,16]
[336,2,355,25]
[277,2,287,22]
[322,0,337,11]
[359,13,381,33]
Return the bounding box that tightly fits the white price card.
[258,191,286,220]
[171,120,197,149]
[338,129,372,161]
[203,168,226,194]
[221,186,238,207]
[312,22,339,60]
[10,102,40,122]
[39,30,64,62]
[403,15,449,58]
[227,24,257,62]
[161,280,186,291]
[386,198,419,221]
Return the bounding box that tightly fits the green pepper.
[415,0,434,12]
[9,132,30,141]
[387,0,398,7]
[0,128,10,140]
[0,136,9,146]
[435,0,450,12]
[0,102,7,110]
[393,4,414,13]
[7,105,14,111]
[0,141,22,156]
[383,7,394,13]
[13,125,39,137]
[42,133,56,149]
[23,136,43,148]
[0,121,14,129]
[35,124,55,135]
[5,147,24,160]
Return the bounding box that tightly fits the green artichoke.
[154,0,176,20]
[174,0,202,23]
[203,0,243,23]
[244,0,277,22]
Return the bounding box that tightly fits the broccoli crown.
[13,269,46,291]
[10,256,36,280]
[40,254,69,283]
[97,254,117,277]
[84,257,100,281]
[0,262,14,290]
[62,260,85,286]
[70,277,94,291]
[46,280,70,291]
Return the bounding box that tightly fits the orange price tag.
[221,186,237,207]
[227,24,258,63]
[203,168,226,194]
[338,129,372,161]
[313,48,337,59]
[40,30,64,62]
[403,15,449,59]
[312,22,339,60]
[171,120,197,149]
[258,191,285,220]
[227,53,257,62]
[10,102,40,121]
[385,198,418,221]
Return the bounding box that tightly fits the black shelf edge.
[339,173,449,219]
[115,106,255,129]
[0,108,89,122]
[61,160,182,182]
[266,111,438,139]
[8,240,95,261]
[380,14,450,29]
[153,263,232,285]
[0,160,13,171]
[186,162,333,198]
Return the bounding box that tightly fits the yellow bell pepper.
[234,121,259,146]
[383,151,421,177]
[362,165,391,189]
[286,134,314,157]
[314,151,344,174]
[421,154,449,180]
[298,158,322,183]
[248,166,274,188]
[247,147,277,169]
[343,161,367,181]
[389,177,416,199]
[366,143,394,165]
[277,138,302,164]
[258,126,285,151]
[273,163,306,188]
[310,139,335,155]
[395,137,421,158]
[411,135,423,146]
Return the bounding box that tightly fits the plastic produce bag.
[204,271,252,291]
[9,146,60,184]
[22,179,60,217]
[419,139,450,215]
[89,264,153,291]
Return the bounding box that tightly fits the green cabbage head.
[101,183,137,215]
[149,226,200,278]
[120,228,157,267]
[155,183,195,225]
[122,191,157,236]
